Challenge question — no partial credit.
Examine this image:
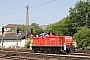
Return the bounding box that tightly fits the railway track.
[0,48,90,60]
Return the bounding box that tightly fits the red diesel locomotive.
[32,32,75,54]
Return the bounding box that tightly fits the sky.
[0,0,79,28]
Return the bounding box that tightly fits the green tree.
[19,24,26,32]
[44,16,76,36]
[69,0,90,27]
[9,24,26,32]
[73,27,90,48]
[25,41,31,48]
[30,23,44,35]
[68,0,90,36]
[9,23,44,36]
[9,28,15,32]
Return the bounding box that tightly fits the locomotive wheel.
[44,51,48,53]
[33,49,38,53]
[41,50,44,53]
[47,48,52,53]
[34,50,38,53]
[66,49,70,54]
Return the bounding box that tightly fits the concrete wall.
[0,39,26,48]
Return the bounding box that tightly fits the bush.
[25,41,31,48]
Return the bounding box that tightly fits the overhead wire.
[0,8,25,18]
[0,7,26,11]
[0,0,57,18]
[0,0,57,11]
[31,11,68,19]
[30,0,57,8]
[0,0,88,29]
[0,0,89,30]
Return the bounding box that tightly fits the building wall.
[0,39,26,48]
[0,31,2,35]
[4,28,15,34]
[21,39,26,47]
[0,28,14,35]
[4,28,10,32]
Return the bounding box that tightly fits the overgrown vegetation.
[25,41,31,48]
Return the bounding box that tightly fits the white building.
[0,32,28,48]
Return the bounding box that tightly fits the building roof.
[0,32,27,40]
[4,24,21,28]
